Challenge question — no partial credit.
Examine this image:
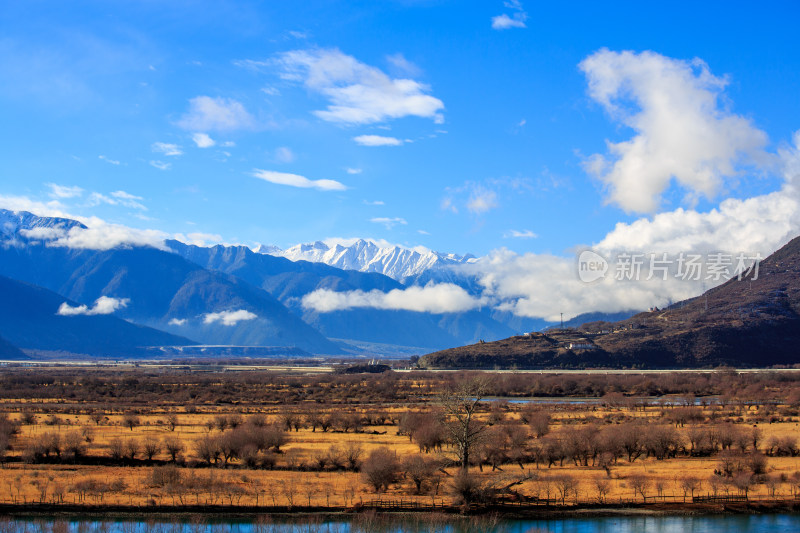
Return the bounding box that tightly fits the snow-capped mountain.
[0,209,85,243]
[259,238,477,283]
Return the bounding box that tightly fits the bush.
[361,447,400,492]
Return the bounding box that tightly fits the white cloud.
[363,200,384,206]
[302,283,484,314]
[492,0,528,29]
[151,142,183,156]
[19,227,69,241]
[98,155,120,165]
[86,191,147,210]
[203,309,257,326]
[386,53,421,77]
[168,318,187,326]
[466,188,498,214]
[346,167,363,174]
[192,133,216,148]
[579,49,769,213]
[353,135,403,147]
[150,160,171,171]
[275,146,296,163]
[370,217,407,229]
[57,296,129,316]
[491,13,527,29]
[177,96,255,131]
[173,232,224,247]
[460,131,800,322]
[277,48,444,124]
[252,169,346,191]
[47,183,83,199]
[0,197,168,251]
[47,219,167,250]
[504,229,537,239]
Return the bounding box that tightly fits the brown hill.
[420,236,800,369]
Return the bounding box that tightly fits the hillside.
[0,275,193,357]
[0,210,342,354]
[0,334,26,359]
[169,240,516,349]
[421,236,800,369]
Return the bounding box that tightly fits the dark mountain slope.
[0,334,26,359]
[421,236,800,369]
[0,214,341,354]
[0,275,192,357]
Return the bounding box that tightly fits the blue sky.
[2,0,800,265]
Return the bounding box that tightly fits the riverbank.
[1,499,799,520]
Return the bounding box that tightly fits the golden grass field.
[1,401,800,509]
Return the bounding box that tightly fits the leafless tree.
[402,454,440,494]
[143,437,161,461]
[679,476,701,502]
[439,375,493,470]
[628,473,650,502]
[361,447,400,493]
[122,413,140,431]
[163,436,185,462]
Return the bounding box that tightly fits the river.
[1,515,798,533]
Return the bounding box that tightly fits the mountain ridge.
[421,235,800,369]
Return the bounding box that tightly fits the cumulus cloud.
[277,48,444,124]
[203,309,257,326]
[370,217,407,229]
[252,169,346,191]
[460,130,800,321]
[492,0,528,29]
[177,96,255,131]
[57,296,129,316]
[47,183,83,199]
[346,167,363,174]
[168,318,187,326]
[46,220,168,250]
[302,283,484,314]
[580,49,769,213]
[192,132,216,148]
[353,135,404,147]
[151,142,183,156]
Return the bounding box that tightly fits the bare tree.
[679,476,701,502]
[143,437,161,461]
[122,413,140,431]
[402,454,440,494]
[553,474,578,505]
[163,436,185,463]
[628,473,650,502]
[594,478,611,503]
[439,375,493,470]
[361,447,400,493]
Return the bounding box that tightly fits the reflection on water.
[0,514,797,533]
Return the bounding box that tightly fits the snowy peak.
[0,209,86,244]
[261,238,475,282]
